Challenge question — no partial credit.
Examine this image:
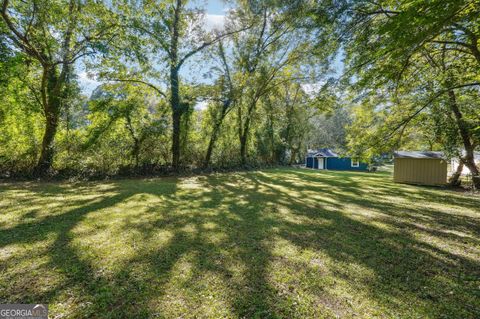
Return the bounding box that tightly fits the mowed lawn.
[0,169,479,318]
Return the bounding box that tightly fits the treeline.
[0,0,331,178]
[1,0,479,187]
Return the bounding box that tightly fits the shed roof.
[394,151,445,159]
[307,148,339,157]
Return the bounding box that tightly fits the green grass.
[0,168,479,318]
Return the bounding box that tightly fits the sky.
[78,0,230,96]
[204,0,229,15]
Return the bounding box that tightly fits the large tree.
[202,41,236,167]
[227,2,322,165]
[0,0,117,175]
[309,0,480,187]
[100,0,246,171]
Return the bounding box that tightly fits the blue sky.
[205,0,228,14]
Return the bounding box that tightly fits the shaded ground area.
[0,168,479,318]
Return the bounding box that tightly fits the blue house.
[305,148,369,171]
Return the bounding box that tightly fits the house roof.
[394,151,445,159]
[307,148,339,157]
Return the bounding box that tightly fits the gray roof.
[394,151,445,159]
[307,148,339,157]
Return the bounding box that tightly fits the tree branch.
[178,24,253,68]
[430,40,474,50]
[384,82,480,141]
[110,78,167,98]
[1,0,46,64]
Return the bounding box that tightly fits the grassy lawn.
[0,168,479,318]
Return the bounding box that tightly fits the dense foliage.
[0,0,329,178]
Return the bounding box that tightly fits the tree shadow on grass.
[241,170,480,317]
[115,176,283,318]
[0,181,179,317]
[0,169,479,318]
[274,169,480,234]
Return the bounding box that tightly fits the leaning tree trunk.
[204,99,231,168]
[35,68,61,176]
[448,90,480,188]
[462,149,480,188]
[448,159,463,187]
[204,117,223,168]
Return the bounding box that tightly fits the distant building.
[305,148,369,171]
[393,151,447,186]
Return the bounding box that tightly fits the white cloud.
[195,100,209,111]
[78,71,101,96]
[204,14,225,31]
[301,82,325,96]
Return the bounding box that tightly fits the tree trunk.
[237,104,243,151]
[34,68,61,176]
[35,111,59,175]
[204,96,233,168]
[171,106,181,170]
[170,64,182,170]
[125,115,140,168]
[289,148,298,165]
[204,129,218,168]
[267,108,275,164]
[447,89,480,188]
[169,0,182,171]
[448,158,463,187]
[240,112,252,165]
[239,99,258,165]
[240,130,248,165]
[204,114,224,168]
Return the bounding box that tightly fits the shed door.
[318,158,324,169]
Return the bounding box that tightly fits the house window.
[351,159,359,167]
